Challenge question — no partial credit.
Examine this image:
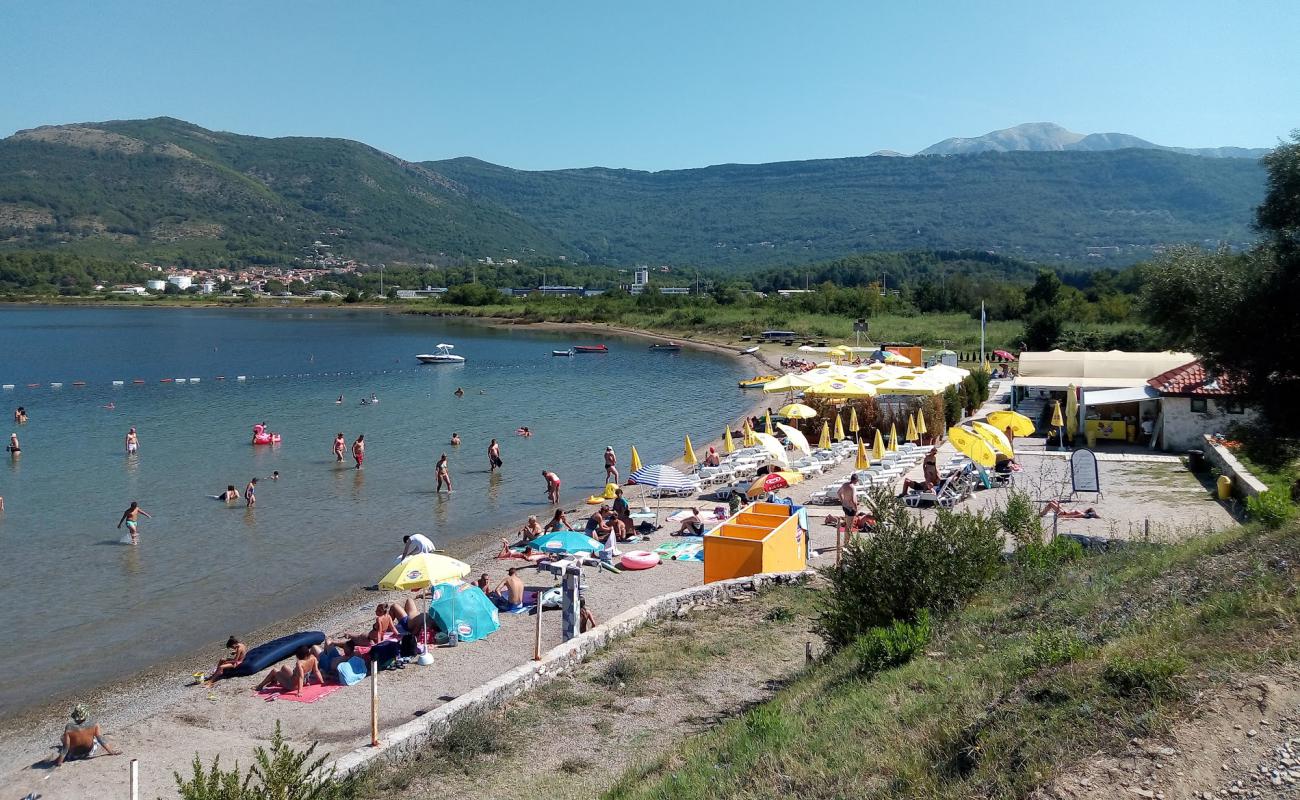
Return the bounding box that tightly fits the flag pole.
[980,300,986,369]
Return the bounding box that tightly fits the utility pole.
[379,264,384,297]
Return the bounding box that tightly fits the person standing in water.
[603,446,618,484]
[435,453,452,492]
[124,427,139,455]
[116,501,151,545]
[352,434,365,469]
[333,433,346,463]
[244,478,258,507]
[450,432,461,447]
[542,470,561,504]
[487,439,503,472]
[7,432,20,455]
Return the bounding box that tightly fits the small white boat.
[416,343,466,364]
[742,346,760,355]
[552,348,575,357]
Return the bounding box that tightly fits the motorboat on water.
[552,348,575,357]
[649,342,682,352]
[573,344,608,353]
[416,343,465,364]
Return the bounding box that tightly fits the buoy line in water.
[0,366,450,391]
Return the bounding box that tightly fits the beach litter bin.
[1186,449,1206,472]
[1217,474,1233,500]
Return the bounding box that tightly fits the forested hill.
[0,117,573,266]
[426,150,1266,266]
[0,117,1267,269]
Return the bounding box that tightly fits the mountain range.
[910,122,1270,159]
[0,117,1269,269]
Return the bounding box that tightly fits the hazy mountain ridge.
[0,117,1269,268]
[917,122,1270,159]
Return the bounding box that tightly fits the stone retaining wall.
[1202,434,1269,498]
[331,570,813,778]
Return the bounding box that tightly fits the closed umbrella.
[1051,400,1065,449]
[848,406,860,435]
[818,422,832,451]
[778,403,817,419]
[764,412,774,435]
[915,408,928,437]
[948,426,997,468]
[834,414,846,441]
[684,435,698,467]
[906,414,919,443]
[752,432,790,468]
[745,471,804,497]
[776,423,811,456]
[888,423,899,451]
[971,420,1014,457]
[629,445,643,473]
[855,437,871,470]
[872,429,886,460]
[723,425,735,454]
[1065,384,1079,441]
[987,410,1034,437]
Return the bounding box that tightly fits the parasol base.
[416,652,435,666]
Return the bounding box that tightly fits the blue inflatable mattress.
[230,631,325,676]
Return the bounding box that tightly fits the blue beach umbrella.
[527,530,602,554]
[627,464,693,490]
[427,583,500,644]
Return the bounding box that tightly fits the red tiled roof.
[1147,360,1240,397]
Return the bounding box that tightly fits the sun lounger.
[902,475,965,509]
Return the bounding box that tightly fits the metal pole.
[130,758,139,800]
[369,660,379,747]
[533,590,543,661]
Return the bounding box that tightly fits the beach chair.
[975,464,1011,489]
[902,475,964,509]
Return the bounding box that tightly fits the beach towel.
[255,682,344,704]
[666,509,694,523]
[654,538,705,561]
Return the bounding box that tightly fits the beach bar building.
[703,502,807,583]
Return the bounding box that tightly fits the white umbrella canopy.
[752,432,790,468]
[776,423,812,456]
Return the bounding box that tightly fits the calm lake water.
[0,307,751,713]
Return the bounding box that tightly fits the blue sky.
[3,0,1296,170]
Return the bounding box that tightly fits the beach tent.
[427,583,500,644]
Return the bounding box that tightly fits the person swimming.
[218,485,239,502]
[336,395,343,404]
[450,432,461,447]
[454,387,465,398]
[516,426,532,437]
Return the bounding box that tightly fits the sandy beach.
[0,327,787,799]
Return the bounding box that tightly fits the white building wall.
[1160,397,1258,452]
[167,275,192,290]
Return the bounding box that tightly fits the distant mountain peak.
[917,123,1267,159]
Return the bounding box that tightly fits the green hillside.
[428,150,1265,266]
[0,117,571,266]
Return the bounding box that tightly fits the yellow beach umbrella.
[762,373,812,394]
[986,410,1035,438]
[723,426,735,454]
[379,552,471,591]
[684,435,698,466]
[872,429,886,460]
[971,420,1014,458]
[629,445,643,473]
[776,423,811,456]
[948,426,997,468]
[848,406,860,434]
[745,470,804,497]
[855,437,871,470]
[742,420,757,447]
[888,423,899,451]
[818,421,832,451]
[1050,400,1064,428]
[834,414,846,441]
[778,403,817,419]
[906,414,919,443]
[752,431,790,468]
[915,408,928,436]
[764,412,774,435]
[883,351,912,365]
[805,379,877,398]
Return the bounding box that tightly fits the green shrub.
[1102,653,1186,699]
[1246,491,1296,529]
[432,711,511,767]
[173,722,343,800]
[1023,627,1087,671]
[998,489,1043,549]
[816,493,1002,649]
[595,654,646,689]
[852,610,932,675]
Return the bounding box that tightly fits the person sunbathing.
[543,509,570,532]
[204,636,247,685]
[54,704,118,766]
[496,538,547,562]
[255,646,323,696]
[1038,500,1100,519]
[675,508,705,536]
[370,603,399,642]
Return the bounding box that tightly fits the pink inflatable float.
[251,424,282,445]
[619,551,660,571]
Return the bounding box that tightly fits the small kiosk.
[703,502,807,583]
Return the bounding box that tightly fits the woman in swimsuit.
[219,485,239,503]
[435,453,452,492]
[370,603,399,642]
[205,636,247,685]
[352,435,365,469]
[255,646,322,697]
[116,501,151,545]
[333,433,346,463]
[543,508,570,532]
[450,432,461,447]
[542,470,561,504]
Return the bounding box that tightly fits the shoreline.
[0,314,782,788]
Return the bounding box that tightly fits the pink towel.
[255,682,345,704]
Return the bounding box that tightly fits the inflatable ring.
[586,495,605,504]
[620,551,660,571]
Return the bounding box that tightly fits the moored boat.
[416,343,466,364]
[738,375,777,388]
[552,348,575,357]
[649,342,682,352]
[573,344,608,353]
